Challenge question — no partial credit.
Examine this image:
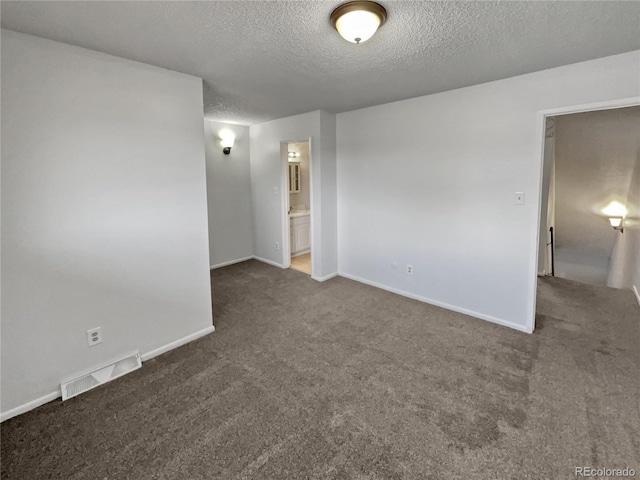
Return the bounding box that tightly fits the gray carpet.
[2,260,639,479]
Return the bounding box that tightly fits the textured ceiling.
[2,1,639,125]
[554,106,640,259]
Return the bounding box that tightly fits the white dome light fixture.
[330,1,387,44]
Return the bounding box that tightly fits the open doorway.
[533,98,640,330]
[283,140,312,275]
[538,106,639,285]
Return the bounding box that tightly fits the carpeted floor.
[1,260,639,479]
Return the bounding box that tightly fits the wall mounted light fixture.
[219,130,235,155]
[609,217,624,233]
[288,151,300,161]
[330,1,387,44]
[602,200,627,234]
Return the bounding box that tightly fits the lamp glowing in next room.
[609,216,623,228]
[602,200,627,233]
[219,130,235,155]
[330,1,387,44]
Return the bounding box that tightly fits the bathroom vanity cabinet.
[290,214,310,254]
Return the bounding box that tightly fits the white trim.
[338,272,533,334]
[253,256,286,269]
[531,96,640,334]
[210,256,254,270]
[291,249,310,258]
[1,391,60,423]
[281,142,292,270]
[140,325,215,362]
[311,272,338,283]
[308,137,315,279]
[633,285,640,307]
[538,97,640,117]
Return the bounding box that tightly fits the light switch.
[273,186,278,195]
[515,192,525,205]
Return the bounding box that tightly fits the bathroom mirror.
[289,163,300,193]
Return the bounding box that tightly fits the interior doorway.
[538,106,639,285]
[283,140,312,275]
[532,97,640,331]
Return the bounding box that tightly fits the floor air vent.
[61,352,141,400]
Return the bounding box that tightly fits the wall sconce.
[219,130,235,155]
[609,217,624,233]
[602,200,627,234]
[288,151,300,161]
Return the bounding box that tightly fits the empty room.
[1,1,639,479]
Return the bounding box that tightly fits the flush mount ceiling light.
[330,1,387,44]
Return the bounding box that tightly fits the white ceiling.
[2,1,639,125]
[554,106,640,259]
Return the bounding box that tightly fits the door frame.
[281,138,314,276]
[529,96,640,332]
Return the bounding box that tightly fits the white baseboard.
[291,250,310,258]
[1,325,216,423]
[253,256,286,269]
[141,325,215,362]
[210,256,254,270]
[311,272,338,283]
[1,390,61,423]
[633,285,640,307]
[338,271,532,334]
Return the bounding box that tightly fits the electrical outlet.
[275,241,280,250]
[87,327,102,347]
[406,264,413,275]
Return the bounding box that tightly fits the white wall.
[204,121,254,268]
[337,51,640,332]
[249,110,338,280]
[1,30,213,418]
[633,165,640,297]
[608,152,640,293]
[319,111,338,277]
[631,243,640,298]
